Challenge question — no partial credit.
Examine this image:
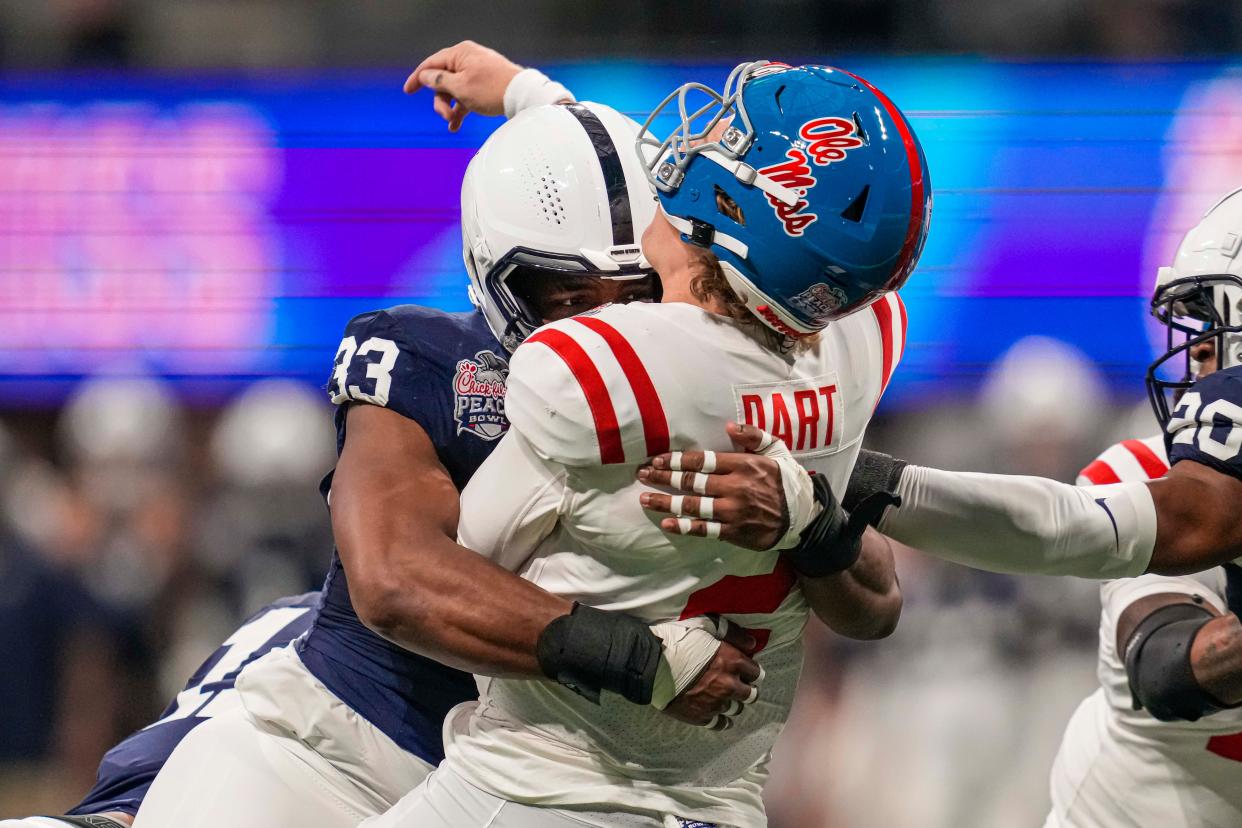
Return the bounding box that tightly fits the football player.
[365,58,929,828]
[1042,198,1242,827]
[131,94,803,827]
[805,191,1242,582]
[0,593,319,828]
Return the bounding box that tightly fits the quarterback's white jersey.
[448,296,905,827]
[1047,435,1242,827]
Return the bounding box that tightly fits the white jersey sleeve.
[457,429,565,573]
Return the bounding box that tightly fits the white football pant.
[362,761,671,828]
[131,645,433,828]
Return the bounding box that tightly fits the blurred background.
[1,1,1241,826]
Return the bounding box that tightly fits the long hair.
[688,253,817,352]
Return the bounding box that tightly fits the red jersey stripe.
[872,296,896,404]
[1122,439,1169,479]
[895,293,909,362]
[526,329,625,464]
[841,71,927,288]
[573,317,671,457]
[1207,732,1242,763]
[1080,459,1121,485]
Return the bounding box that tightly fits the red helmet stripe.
[574,317,670,457]
[841,70,927,287]
[526,328,625,464]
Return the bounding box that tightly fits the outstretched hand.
[404,40,522,131]
[638,422,795,551]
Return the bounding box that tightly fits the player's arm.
[405,41,574,131]
[1145,460,1242,574]
[332,403,569,676]
[841,453,1242,579]
[1113,587,1242,720]
[796,528,902,640]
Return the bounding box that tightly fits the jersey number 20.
[1169,391,1242,462]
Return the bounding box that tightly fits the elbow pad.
[1124,603,1227,722]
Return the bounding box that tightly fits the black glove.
[842,449,908,519]
[784,473,900,578]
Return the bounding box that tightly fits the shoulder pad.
[328,308,417,408]
[506,308,670,467]
[1078,435,1169,486]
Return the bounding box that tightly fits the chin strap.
[663,213,749,259]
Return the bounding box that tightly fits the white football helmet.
[461,101,658,351]
[1148,187,1242,425]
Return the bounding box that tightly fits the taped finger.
[669,495,715,519]
[678,472,711,495]
[706,714,734,732]
[673,518,723,539]
[743,684,760,705]
[724,699,744,717]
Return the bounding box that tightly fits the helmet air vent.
[773,85,787,115]
[840,185,870,223]
[851,111,869,145]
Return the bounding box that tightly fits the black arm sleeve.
[1123,602,1234,722]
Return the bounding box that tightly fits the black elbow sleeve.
[1124,603,1225,722]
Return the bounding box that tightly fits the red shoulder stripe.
[872,295,896,405]
[1080,459,1121,485]
[573,317,670,457]
[1122,439,1168,479]
[895,293,909,362]
[526,329,625,464]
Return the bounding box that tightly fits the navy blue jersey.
[299,306,509,765]
[1166,365,1242,483]
[70,593,318,817]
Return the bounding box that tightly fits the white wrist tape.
[648,615,729,710]
[878,466,1156,579]
[503,67,576,119]
[751,428,820,550]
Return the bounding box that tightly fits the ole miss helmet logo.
[758,117,864,237]
[453,350,508,440]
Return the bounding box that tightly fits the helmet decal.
[757,149,818,236]
[800,117,865,166]
[758,116,868,237]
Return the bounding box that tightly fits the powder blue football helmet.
[637,61,932,337]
